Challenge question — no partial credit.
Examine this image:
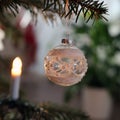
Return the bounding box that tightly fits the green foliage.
[0,98,90,120]
[0,0,108,24]
[80,21,120,88]
[64,20,120,102]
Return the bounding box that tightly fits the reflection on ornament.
[44,39,88,86]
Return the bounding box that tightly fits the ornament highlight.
[44,39,88,86]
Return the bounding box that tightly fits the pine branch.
[0,0,108,23]
[0,98,90,120]
[73,0,108,22]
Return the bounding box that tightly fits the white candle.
[11,57,22,100]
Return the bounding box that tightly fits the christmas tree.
[0,0,108,119]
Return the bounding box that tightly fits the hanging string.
[65,0,70,39]
[65,0,69,14]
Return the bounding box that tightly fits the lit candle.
[11,57,22,100]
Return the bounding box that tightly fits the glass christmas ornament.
[44,39,88,86]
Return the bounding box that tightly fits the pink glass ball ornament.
[44,39,88,86]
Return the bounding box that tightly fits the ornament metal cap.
[62,39,69,44]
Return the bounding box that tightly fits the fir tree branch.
[0,0,108,23]
[0,98,90,120]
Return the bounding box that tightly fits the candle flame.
[11,57,22,77]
